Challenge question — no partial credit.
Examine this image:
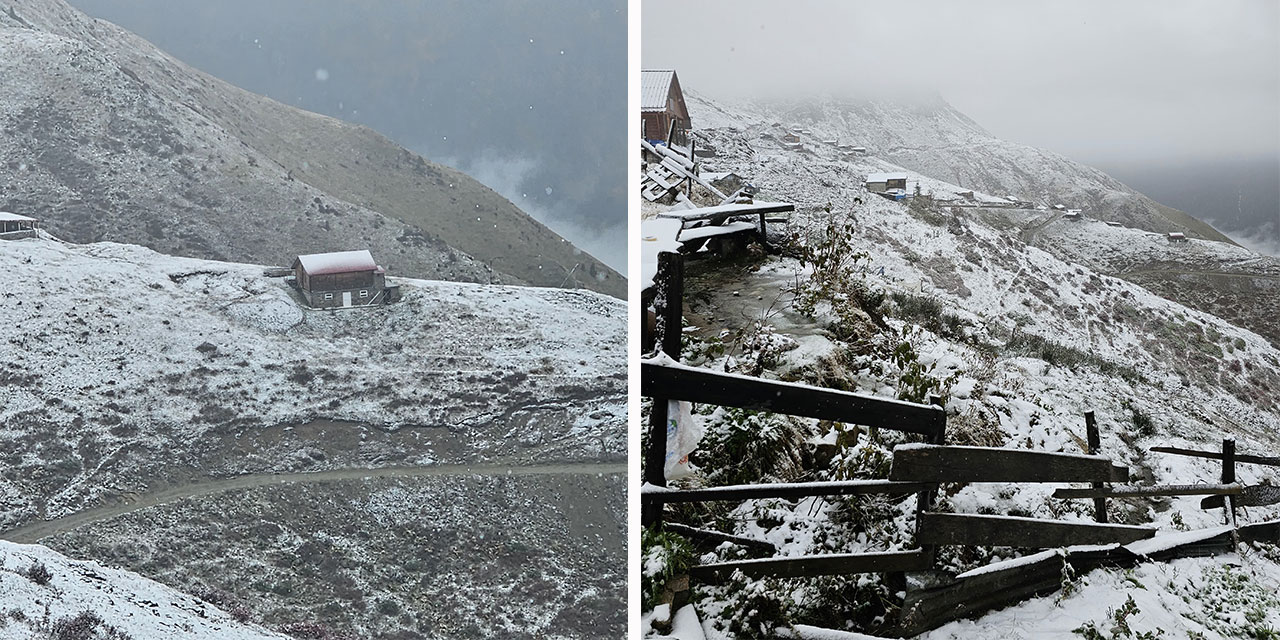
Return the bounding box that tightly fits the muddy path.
[2,461,626,544]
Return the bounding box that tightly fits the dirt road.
[2,461,626,544]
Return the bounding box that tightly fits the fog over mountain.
[69,0,627,271]
[643,0,1278,254]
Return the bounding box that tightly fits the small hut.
[865,172,909,194]
[291,250,400,308]
[0,212,38,239]
[1166,232,1188,243]
[641,69,692,147]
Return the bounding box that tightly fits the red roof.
[294,250,379,275]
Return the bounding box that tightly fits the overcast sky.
[642,0,1279,166]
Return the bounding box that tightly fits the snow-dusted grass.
[0,540,288,639]
[0,238,624,528]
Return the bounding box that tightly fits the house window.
[323,293,333,300]
[359,290,369,297]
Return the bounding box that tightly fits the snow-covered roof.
[0,211,36,222]
[295,250,378,275]
[865,172,908,183]
[641,70,675,112]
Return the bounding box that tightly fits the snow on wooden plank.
[1201,484,1280,509]
[777,624,893,640]
[641,479,935,503]
[954,549,1062,579]
[889,445,1129,483]
[640,357,945,437]
[1123,525,1235,557]
[917,513,1156,548]
[676,220,757,242]
[691,550,930,581]
[641,218,683,290]
[900,543,1065,636]
[655,201,796,222]
[1054,483,1241,499]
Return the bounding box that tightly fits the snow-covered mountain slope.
[647,93,1280,637]
[0,539,288,639]
[0,0,624,298]
[0,236,625,530]
[689,91,1232,245]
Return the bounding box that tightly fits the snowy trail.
[1,461,626,544]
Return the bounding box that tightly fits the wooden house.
[865,172,909,194]
[1167,232,1188,243]
[0,212,38,239]
[291,250,400,308]
[641,69,692,147]
[781,132,802,144]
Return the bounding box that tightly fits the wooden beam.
[1085,411,1107,523]
[1149,445,1280,467]
[889,445,1129,483]
[641,479,934,504]
[917,513,1156,547]
[661,522,776,555]
[1222,438,1237,528]
[641,359,945,437]
[1200,484,1280,509]
[899,549,1064,636]
[691,550,930,582]
[1239,520,1280,544]
[1055,484,1241,499]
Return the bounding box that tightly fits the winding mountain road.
[2,461,627,544]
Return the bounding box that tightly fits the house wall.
[866,181,888,193]
[295,268,388,308]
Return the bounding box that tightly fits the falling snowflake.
[314,68,329,81]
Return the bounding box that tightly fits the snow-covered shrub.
[641,527,694,610]
[694,407,808,486]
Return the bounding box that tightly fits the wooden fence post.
[1222,437,1237,529]
[914,396,947,566]
[1085,411,1107,523]
[643,252,685,527]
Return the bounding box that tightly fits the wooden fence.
[641,250,1280,637]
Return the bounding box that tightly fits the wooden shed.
[291,250,400,308]
[865,172,909,194]
[0,211,38,239]
[641,69,692,147]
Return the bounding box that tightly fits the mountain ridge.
[0,0,625,297]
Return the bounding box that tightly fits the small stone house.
[291,250,400,308]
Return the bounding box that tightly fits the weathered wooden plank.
[899,549,1064,636]
[1149,445,1280,467]
[691,550,930,582]
[917,513,1156,548]
[1055,483,1241,499]
[1239,519,1280,544]
[1124,525,1236,561]
[641,479,934,504]
[889,445,1129,483]
[641,359,945,437]
[661,522,776,555]
[1200,484,1280,509]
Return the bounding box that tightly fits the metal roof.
[0,211,36,222]
[641,69,675,112]
[295,250,378,275]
